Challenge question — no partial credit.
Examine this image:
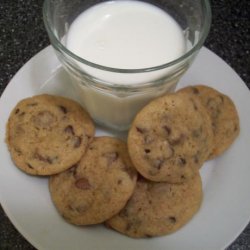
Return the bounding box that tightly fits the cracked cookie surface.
[128,92,213,183]
[6,94,95,175]
[106,173,202,238]
[178,85,240,159]
[49,136,137,225]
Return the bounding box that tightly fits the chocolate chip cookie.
[6,94,95,175]
[178,85,240,159]
[106,173,202,238]
[49,136,137,225]
[128,92,213,183]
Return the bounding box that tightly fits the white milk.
[66,0,186,84]
[65,0,187,129]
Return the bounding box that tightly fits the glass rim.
[43,0,212,74]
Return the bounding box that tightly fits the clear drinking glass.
[43,0,211,131]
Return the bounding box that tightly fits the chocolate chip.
[75,205,88,213]
[68,204,88,213]
[33,111,56,128]
[144,149,151,154]
[219,95,224,103]
[27,163,34,169]
[192,127,202,138]
[14,125,25,136]
[144,135,154,144]
[34,152,46,162]
[104,152,119,165]
[148,169,158,176]
[122,164,136,179]
[166,146,174,159]
[193,152,200,164]
[15,108,20,114]
[27,103,38,107]
[69,164,78,176]
[59,105,68,114]
[73,137,82,148]
[14,147,22,155]
[163,125,171,135]
[117,179,122,185]
[154,158,164,170]
[212,109,221,120]
[207,97,223,114]
[211,121,216,130]
[136,127,145,134]
[68,204,74,211]
[194,157,199,164]
[181,175,186,179]
[190,98,198,110]
[145,234,153,238]
[85,134,91,141]
[206,98,213,107]
[169,216,176,223]
[133,229,138,234]
[234,124,239,132]
[126,223,132,231]
[34,152,57,164]
[75,178,91,190]
[192,87,200,94]
[178,157,186,166]
[64,125,75,135]
[47,157,54,164]
[169,134,185,146]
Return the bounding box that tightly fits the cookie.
[128,92,213,183]
[49,136,137,225]
[6,94,95,175]
[178,85,240,159]
[106,173,202,238]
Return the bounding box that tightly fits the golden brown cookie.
[6,94,95,175]
[128,92,213,183]
[178,85,240,159]
[106,173,202,238]
[49,136,137,225]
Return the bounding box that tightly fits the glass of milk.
[43,0,211,131]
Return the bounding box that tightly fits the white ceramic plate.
[0,46,250,250]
